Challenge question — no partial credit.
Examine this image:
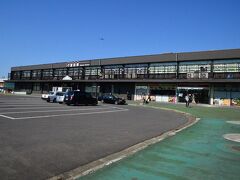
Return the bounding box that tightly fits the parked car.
[42,91,54,100]
[64,91,98,106]
[102,94,126,105]
[97,93,111,101]
[47,91,62,103]
[56,92,66,104]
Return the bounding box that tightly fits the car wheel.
[47,98,50,102]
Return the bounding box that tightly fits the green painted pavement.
[79,103,240,180]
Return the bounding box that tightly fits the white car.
[47,91,65,103]
[47,91,59,103]
[56,92,66,104]
[41,91,54,100]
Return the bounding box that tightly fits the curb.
[48,105,200,180]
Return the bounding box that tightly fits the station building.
[7,48,240,106]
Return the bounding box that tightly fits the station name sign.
[66,62,90,67]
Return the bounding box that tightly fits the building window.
[213,59,240,79]
[103,65,124,79]
[149,63,177,74]
[124,64,148,79]
[178,61,211,79]
[68,67,83,80]
[149,63,177,79]
[42,69,53,80]
[53,68,67,80]
[85,67,101,80]
[32,70,42,80]
[213,63,240,72]
[179,61,211,73]
[22,71,31,79]
[12,71,21,80]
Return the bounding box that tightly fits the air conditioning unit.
[187,73,199,79]
[199,73,208,79]
[187,73,194,79]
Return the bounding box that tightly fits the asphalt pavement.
[0,94,187,180]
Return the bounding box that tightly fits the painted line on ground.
[0,114,15,120]
[0,104,58,107]
[1,108,129,120]
[223,133,240,143]
[0,103,46,105]
[0,106,69,110]
[1,107,118,114]
[0,105,122,111]
[226,121,240,125]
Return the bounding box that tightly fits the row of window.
[11,60,240,80]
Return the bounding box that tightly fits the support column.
[111,84,114,94]
[175,85,178,103]
[210,85,214,105]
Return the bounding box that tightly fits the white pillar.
[210,85,214,105]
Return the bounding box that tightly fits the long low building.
[7,48,240,106]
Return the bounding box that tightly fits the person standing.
[127,91,131,100]
[185,94,190,107]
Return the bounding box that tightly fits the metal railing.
[9,72,240,81]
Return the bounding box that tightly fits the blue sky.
[0,0,240,77]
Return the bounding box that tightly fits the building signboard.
[66,62,90,67]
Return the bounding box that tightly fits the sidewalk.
[79,102,240,180]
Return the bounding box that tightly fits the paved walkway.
[80,102,240,180]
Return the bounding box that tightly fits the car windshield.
[106,95,116,99]
[66,91,74,96]
[49,91,54,95]
[56,92,65,96]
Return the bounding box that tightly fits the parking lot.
[0,95,187,180]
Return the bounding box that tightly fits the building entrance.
[177,87,209,104]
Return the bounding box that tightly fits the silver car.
[47,91,61,103]
[56,92,66,104]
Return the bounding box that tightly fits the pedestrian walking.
[127,91,131,100]
[185,94,190,107]
[147,94,151,103]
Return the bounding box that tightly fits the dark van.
[64,91,98,106]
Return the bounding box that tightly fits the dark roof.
[11,48,240,71]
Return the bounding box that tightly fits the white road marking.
[0,102,43,104]
[0,104,118,111]
[0,114,15,120]
[2,107,118,114]
[223,133,240,143]
[0,106,72,110]
[9,108,129,120]
[0,104,46,106]
[226,121,240,125]
[0,105,117,113]
[0,104,55,107]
